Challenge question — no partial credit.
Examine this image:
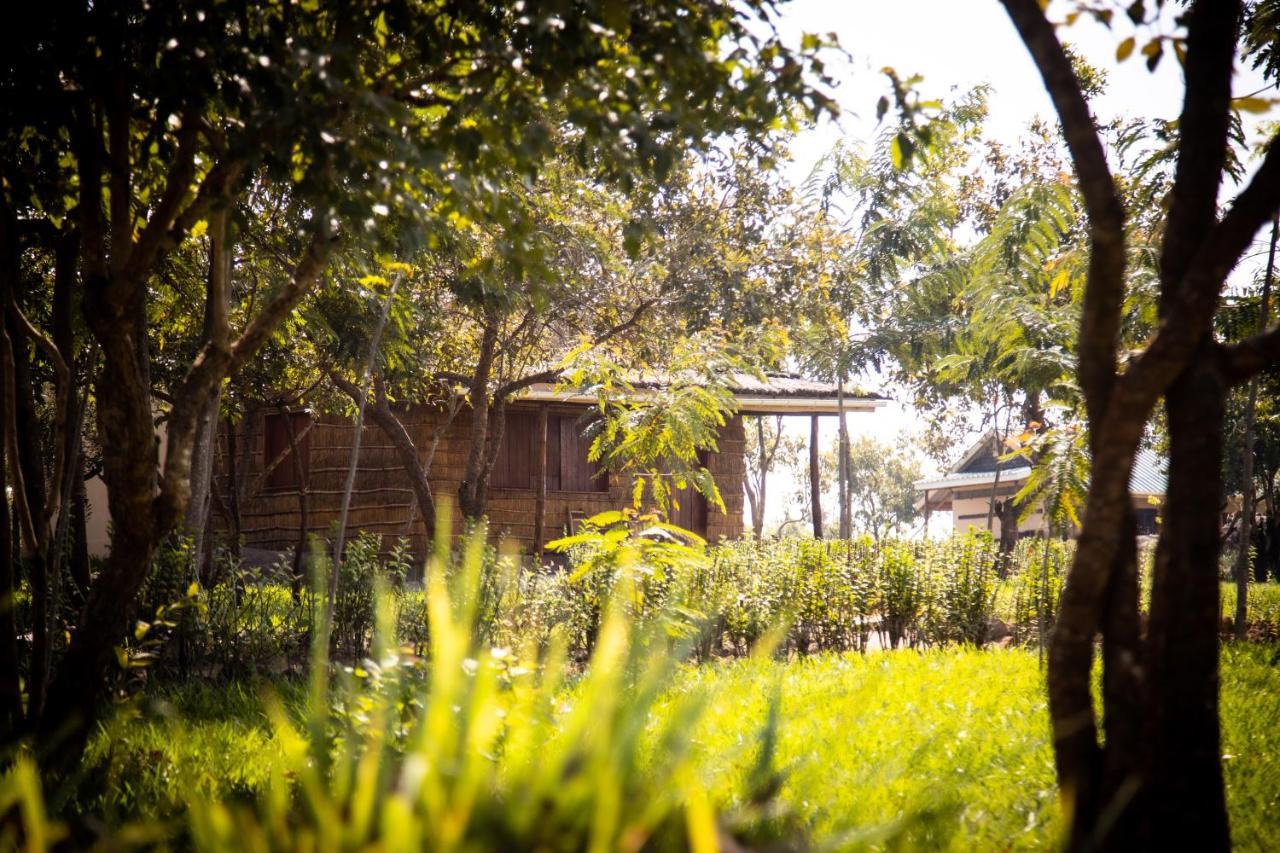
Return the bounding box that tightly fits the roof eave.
[515,385,886,415]
[914,469,1033,491]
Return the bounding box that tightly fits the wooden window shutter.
[264,412,311,491]
[556,414,608,493]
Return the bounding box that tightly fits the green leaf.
[1234,97,1277,114]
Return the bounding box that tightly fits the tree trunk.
[186,221,232,578]
[809,415,823,539]
[282,408,310,598]
[38,302,160,768]
[1145,355,1230,851]
[1045,423,1148,849]
[39,216,180,768]
[997,497,1019,561]
[472,393,508,518]
[0,348,19,739]
[5,306,52,724]
[332,372,436,544]
[753,417,769,539]
[743,474,761,539]
[222,416,243,574]
[68,456,91,601]
[1098,502,1144,848]
[459,322,499,520]
[185,391,221,576]
[330,277,400,613]
[997,2,1262,849]
[837,378,851,539]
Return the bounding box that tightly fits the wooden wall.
[215,404,746,558]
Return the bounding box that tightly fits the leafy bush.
[921,534,999,646]
[8,529,803,851]
[1008,537,1072,646]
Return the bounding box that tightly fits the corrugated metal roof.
[915,447,1168,496]
[1129,447,1167,495]
[630,371,885,401]
[915,467,1033,491]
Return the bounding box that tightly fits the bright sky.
[746,0,1277,534]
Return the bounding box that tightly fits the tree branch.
[156,228,336,532]
[5,297,71,531]
[1219,324,1280,384]
[592,296,664,346]
[998,0,1127,429]
[1122,132,1280,399]
[494,368,562,400]
[106,78,132,277]
[71,103,108,284]
[1157,0,1242,295]
[119,118,201,284]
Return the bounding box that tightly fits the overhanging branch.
[998,0,1127,428]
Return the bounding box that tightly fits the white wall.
[84,423,167,558]
[950,494,1047,538]
[949,493,1157,539]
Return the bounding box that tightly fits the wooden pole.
[924,488,931,533]
[533,404,549,560]
[810,415,823,539]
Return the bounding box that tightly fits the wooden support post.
[810,415,823,539]
[923,488,931,533]
[533,404,549,560]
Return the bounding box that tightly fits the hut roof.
[914,433,1167,497]
[518,371,887,415]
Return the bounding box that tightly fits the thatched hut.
[85,374,883,560]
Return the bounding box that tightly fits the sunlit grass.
[80,644,1280,850]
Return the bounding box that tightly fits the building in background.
[915,433,1166,539]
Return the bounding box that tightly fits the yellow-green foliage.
[7,530,1280,850]
[17,645,1280,851]
[9,531,799,851]
[672,648,1062,849]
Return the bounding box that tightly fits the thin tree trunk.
[1038,532,1051,665]
[0,341,18,738]
[986,394,1009,534]
[1234,214,1276,638]
[747,414,762,535]
[4,307,51,724]
[459,321,500,520]
[331,371,436,544]
[329,277,400,623]
[986,457,1003,533]
[743,474,760,538]
[809,415,823,539]
[52,228,86,602]
[68,455,91,601]
[837,377,851,539]
[282,408,310,599]
[186,210,232,579]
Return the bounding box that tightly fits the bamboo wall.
[214,404,746,559]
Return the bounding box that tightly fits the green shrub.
[7,529,805,851]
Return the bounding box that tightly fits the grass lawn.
[86,645,1280,850]
[675,644,1280,849]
